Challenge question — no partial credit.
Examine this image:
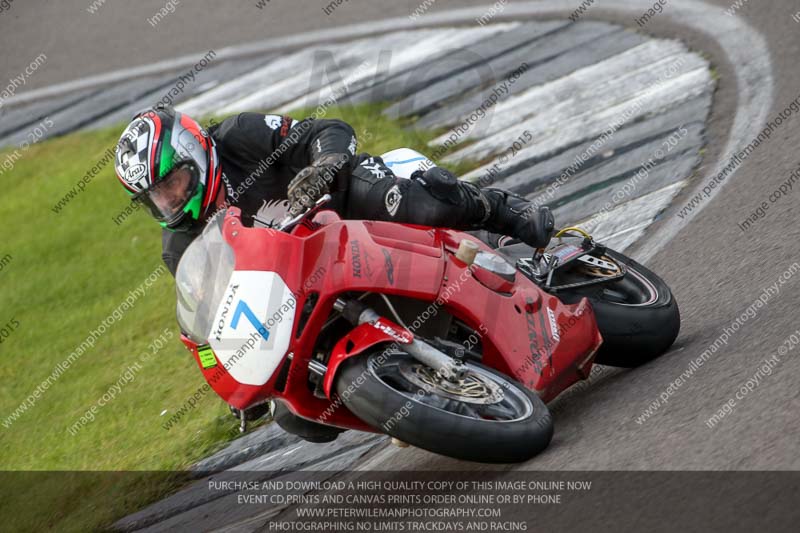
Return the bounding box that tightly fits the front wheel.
[335,348,553,463]
[558,249,680,367]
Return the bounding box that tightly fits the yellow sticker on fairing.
[197,345,217,369]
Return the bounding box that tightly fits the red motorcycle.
[176,192,679,463]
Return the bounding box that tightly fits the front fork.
[333,298,469,381]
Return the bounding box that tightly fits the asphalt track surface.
[4,0,799,514]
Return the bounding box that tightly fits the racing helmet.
[114,104,222,231]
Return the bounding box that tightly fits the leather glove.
[287,166,328,216]
[287,153,351,216]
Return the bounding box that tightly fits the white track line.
[9,1,771,264]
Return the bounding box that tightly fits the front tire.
[558,249,680,367]
[335,349,553,463]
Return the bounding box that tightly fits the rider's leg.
[341,154,554,248]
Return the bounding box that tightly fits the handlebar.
[275,194,332,233]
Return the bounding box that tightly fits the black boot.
[474,187,555,248]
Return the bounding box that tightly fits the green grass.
[0,103,477,531]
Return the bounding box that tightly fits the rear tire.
[558,250,680,367]
[335,349,553,463]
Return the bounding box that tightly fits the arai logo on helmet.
[123,163,146,185]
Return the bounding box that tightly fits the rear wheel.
[558,249,680,367]
[335,348,553,463]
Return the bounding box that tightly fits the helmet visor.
[136,164,200,226]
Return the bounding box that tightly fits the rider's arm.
[161,227,199,277]
[214,112,357,184]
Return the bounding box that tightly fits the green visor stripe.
[158,129,176,178]
[184,188,204,220]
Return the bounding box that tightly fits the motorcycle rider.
[113,103,555,441]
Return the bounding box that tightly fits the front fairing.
[175,209,300,392]
[175,212,235,344]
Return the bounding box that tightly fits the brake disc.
[577,254,621,278]
[397,359,504,405]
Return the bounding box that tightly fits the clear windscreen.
[175,211,235,343]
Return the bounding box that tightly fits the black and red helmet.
[114,104,222,230]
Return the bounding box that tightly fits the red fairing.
[186,207,602,430]
[322,319,413,399]
[436,231,601,402]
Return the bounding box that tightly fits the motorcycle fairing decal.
[208,270,296,386]
[537,305,554,374]
[350,240,363,278]
[524,300,545,376]
[371,318,413,344]
[546,308,561,342]
[197,344,217,369]
[381,248,395,285]
[230,301,270,341]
